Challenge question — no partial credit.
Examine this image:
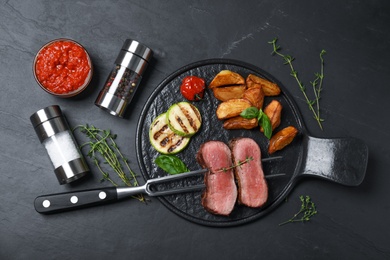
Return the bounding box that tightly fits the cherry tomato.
[180,76,205,101]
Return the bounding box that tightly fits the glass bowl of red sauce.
[33,38,93,98]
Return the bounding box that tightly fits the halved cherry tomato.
[180,76,205,101]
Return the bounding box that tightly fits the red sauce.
[35,40,91,94]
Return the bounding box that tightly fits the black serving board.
[135,59,368,227]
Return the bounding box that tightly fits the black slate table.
[1,1,389,259]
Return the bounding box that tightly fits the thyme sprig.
[279,195,317,226]
[311,49,326,124]
[74,124,145,202]
[269,38,326,130]
[218,156,254,172]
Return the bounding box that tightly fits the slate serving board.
[136,59,368,227]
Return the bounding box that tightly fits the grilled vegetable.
[216,98,252,120]
[212,85,246,101]
[180,76,205,101]
[208,70,245,89]
[246,74,281,96]
[149,113,191,154]
[268,126,298,154]
[167,102,202,137]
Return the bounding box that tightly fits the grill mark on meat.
[230,137,268,208]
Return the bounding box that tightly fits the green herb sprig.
[75,124,145,202]
[269,38,326,130]
[218,156,254,172]
[155,154,254,175]
[279,195,318,226]
[240,107,272,139]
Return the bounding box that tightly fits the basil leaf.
[155,155,189,175]
[260,112,272,139]
[240,107,259,119]
[242,107,272,139]
[257,109,264,122]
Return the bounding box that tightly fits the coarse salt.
[43,131,81,169]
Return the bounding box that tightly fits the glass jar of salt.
[95,39,153,117]
[30,105,89,184]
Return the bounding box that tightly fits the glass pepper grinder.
[30,105,89,184]
[95,39,153,117]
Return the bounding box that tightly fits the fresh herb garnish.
[156,154,254,175]
[279,195,318,226]
[75,124,145,202]
[269,38,326,130]
[240,107,272,139]
[240,107,259,119]
[155,154,189,175]
[218,156,253,172]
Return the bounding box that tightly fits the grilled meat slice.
[196,141,237,216]
[230,138,268,208]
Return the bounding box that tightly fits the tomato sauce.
[35,40,91,94]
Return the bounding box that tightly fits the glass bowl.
[33,38,93,98]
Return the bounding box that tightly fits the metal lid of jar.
[115,51,149,75]
[30,105,69,143]
[121,39,153,61]
[115,39,153,75]
[30,105,63,128]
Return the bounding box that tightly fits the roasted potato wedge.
[242,85,264,109]
[246,74,262,89]
[261,100,282,132]
[268,126,298,154]
[216,98,252,120]
[209,70,245,89]
[212,85,246,101]
[246,74,281,96]
[223,116,258,130]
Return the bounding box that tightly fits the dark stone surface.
[1,0,389,259]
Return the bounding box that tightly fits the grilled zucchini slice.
[149,113,191,154]
[167,102,202,137]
